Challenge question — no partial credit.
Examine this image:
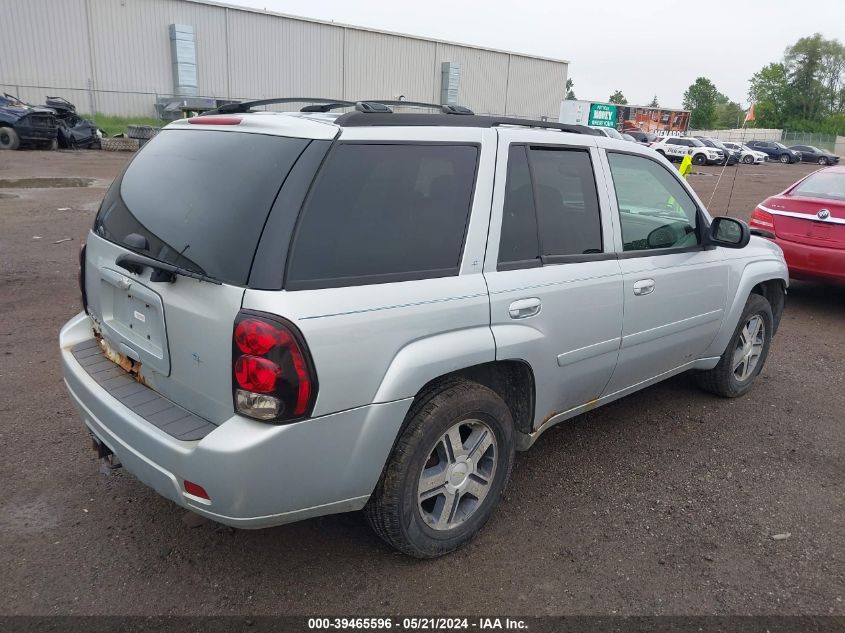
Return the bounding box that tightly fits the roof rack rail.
[206,97,476,116]
[332,112,600,135]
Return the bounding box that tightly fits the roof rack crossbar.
[207,97,355,115]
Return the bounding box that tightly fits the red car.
[750,165,845,284]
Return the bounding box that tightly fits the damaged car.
[45,97,100,149]
[0,93,58,150]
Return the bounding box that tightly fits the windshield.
[773,142,788,149]
[687,138,705,147]
[94,129,310,285]
[792,171,845,201]
[603,127,624,140]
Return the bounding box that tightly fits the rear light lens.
[235,355,281,393]
[750,207,775,230]
[232,311,318,423]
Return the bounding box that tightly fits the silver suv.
[60,99,788,558]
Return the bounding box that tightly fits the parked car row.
[589,124,841,169]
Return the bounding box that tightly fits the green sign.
[588,103,617,128]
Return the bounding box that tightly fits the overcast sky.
[223,0,845,108]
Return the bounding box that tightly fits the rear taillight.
[750,207,775,231]
[232,311,317,423]
[78,243,88,313]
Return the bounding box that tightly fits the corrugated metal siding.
[88,0,228,96]
[343,29,435,103]
[0,0,568,119]
[434,43,509,115]
[505,54,567,120]
[227,10,342,104]
[0,0,91,88]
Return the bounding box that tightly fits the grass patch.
[80,113,164,137]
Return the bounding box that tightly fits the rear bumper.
[774,238,845,284]
[60,312,412,528]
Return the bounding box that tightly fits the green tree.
[747,34,845,129]
[565,78,576,101]
[683,77,719,128]
[748,63,790,127]
[714,92,743,128]
[647,95,659,108]
[785,33,829,120]
[608,90,627,105]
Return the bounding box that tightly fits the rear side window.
[529,148,602,258]
[497,145,603,268]
[95,130,309,285]
[285,143,479,289]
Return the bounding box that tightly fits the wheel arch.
[703,258,788,358]
[393,359,536,446]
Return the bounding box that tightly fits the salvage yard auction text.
[308,618,528,630]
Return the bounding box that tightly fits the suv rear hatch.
[83,121,331,424]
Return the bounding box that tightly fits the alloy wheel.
[732,315,765,382]
[417,419,497,530]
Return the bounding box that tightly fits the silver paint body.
[60,114,788,528]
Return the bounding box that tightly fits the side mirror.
[707,217,750,249]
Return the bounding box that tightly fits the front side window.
[286,143,478,289]
[607,153,701,252]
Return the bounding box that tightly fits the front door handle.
[509,298,542,319]
[633,279,655,296]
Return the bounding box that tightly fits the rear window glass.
[792,171,845,201]
[285,143,478,289]
[94,129,309,285]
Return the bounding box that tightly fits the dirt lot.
[0,151,842,617]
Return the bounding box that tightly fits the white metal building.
[0,0,569,120]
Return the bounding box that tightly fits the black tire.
[818,157,828,166]
[365,380,515,558]
[0,126,20,150]
[692,153,706,166]
[742,154,754,164]
[779,153,790,164]
[695,293,773,398]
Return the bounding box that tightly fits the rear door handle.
[508,298,541,319]
[633,279,655,296]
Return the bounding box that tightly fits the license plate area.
[98,268,170,375]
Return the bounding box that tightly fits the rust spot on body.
[96,332,146,384]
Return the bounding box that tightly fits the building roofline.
[179,0,570,65]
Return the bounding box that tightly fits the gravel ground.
[0,151,842,616]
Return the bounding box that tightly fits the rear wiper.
[115,252,222,285]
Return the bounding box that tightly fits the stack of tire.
[100,137,139,152]
[126,124,160,148]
